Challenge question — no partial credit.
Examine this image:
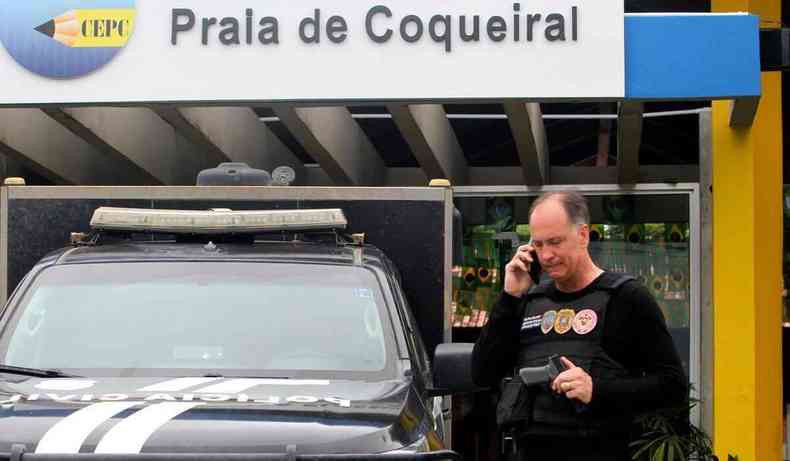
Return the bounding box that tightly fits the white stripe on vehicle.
[194,379,330,393]
[137,378,221,392]
[94,402,204,454]
[35,402,140,454]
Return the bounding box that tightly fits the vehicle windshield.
[0,262,395,378]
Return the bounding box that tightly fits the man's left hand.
[551,357,593,404]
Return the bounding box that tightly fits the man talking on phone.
[472,192,686,461]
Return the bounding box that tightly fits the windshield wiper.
[202,373,292,379]
[0,365,79,378]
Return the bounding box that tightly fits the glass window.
[0,262,395,378]
[453,193,692,376]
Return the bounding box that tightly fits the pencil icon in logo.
[34,9,135,48]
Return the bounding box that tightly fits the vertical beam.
[730,96,761,127]
[504,103,549,185]
[273,106,385,186]
[698,109,715,439]
[713,2,781,460]
[154,107,305,182]
[616,102,644,184]
[712,71,783,461]
[596,103,616,167]
[387,104,468,185]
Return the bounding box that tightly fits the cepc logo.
[0,0,136,79]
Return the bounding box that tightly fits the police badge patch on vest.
[540,310,557,334]
[529,308,600,336]
[554,309,575,334]
[572,309,598,335]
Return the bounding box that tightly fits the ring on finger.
[561,382,571,391]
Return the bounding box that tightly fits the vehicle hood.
[0,376,436,454]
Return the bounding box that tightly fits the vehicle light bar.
[90,207,347,234]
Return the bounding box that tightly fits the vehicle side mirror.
[427,343,488,396]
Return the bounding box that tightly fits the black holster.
[496,377,533,428]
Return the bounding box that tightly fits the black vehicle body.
[0,240,449,457]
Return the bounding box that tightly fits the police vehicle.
[0,204,474,460]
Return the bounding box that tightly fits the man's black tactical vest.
[499,272,634,438]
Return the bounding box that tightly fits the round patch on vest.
[572,309,598,335]
[541,310,557,334]
[554,309,575,334]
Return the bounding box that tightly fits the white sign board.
[0,0,625,105]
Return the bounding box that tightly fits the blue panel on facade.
[625,14,761,99]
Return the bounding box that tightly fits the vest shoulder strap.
[597,272,636,291]
[525,272,635,298]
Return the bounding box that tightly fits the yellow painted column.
[712,0,783,458]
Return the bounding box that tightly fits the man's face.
[529,199,589,284]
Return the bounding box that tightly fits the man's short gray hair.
[529,192,590,226]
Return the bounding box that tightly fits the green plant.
[630,398,739,461]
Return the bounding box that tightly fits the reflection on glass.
[3,263,391,375]
[452,194,692,375]
[589,223,690,330]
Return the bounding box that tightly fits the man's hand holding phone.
[504,244,542,298]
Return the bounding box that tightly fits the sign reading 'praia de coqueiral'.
[0,0,624,105]
[170,5,581,52]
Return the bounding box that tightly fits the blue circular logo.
[0,0,136,79]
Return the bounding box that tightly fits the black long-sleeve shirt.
[472,274,687,416]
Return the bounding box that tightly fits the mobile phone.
[528,249,542,284]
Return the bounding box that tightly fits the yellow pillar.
[712,0,783,458]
